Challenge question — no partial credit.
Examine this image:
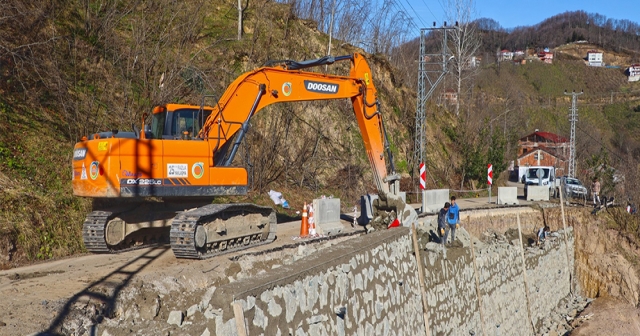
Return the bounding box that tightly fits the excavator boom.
[198,53,390,194]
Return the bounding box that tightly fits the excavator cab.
[149,104,213,140]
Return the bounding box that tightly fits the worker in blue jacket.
[442,196,460,246]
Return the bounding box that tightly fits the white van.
[523,166,557,198]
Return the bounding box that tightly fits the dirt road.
[0,219,362,335]
[571,297,640,335]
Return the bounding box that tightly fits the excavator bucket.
[369,192,418,231]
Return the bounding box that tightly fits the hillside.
[0,0,415,267]
[1,2,640,269]
[478,11,640,61]
[420,56,640,192]
[388,10,640,196]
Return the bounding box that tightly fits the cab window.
[151,112,166,139]
[172,109,197,137]
[171,108,213,138]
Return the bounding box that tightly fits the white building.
[628,64,640,82]
[498,49,513,61]
[587,50,603,67]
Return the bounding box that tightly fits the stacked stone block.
[211,223,575,336]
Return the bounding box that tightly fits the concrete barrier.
[422,189,449,213]
[312,198,343,235]
[498,187,519,205]
[358,194,378,225]
[526,186,550,201]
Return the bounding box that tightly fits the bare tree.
[445,0,481,116]
[286,0,413,56]
[237,0,249,40]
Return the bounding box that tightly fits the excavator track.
[82,210,170,253]
[170,203,277,259]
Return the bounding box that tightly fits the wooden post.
[232,301,248,336]
[469,218,488,336]
[412,223,432,336]
[558,184,573,295]
[517,214,536,333]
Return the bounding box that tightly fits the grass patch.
[0,102,90,267]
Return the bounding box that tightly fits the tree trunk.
[237,0,242,40]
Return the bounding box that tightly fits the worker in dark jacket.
[438,202,450,244]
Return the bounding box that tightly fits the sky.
[408,0,640,30]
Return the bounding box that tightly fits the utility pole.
[564,90,583,178]
[413,22,456,195]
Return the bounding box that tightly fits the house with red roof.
[516,129,569,176]
[441,88,458,104]
[538,51,553,64]
[498,49,513,61]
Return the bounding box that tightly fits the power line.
[403,0,427,27]
[388,0,421,31]
[435,0,447,15]
[389,0,422,30]
[419,0,439,22]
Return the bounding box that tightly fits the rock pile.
[535,295,592,336]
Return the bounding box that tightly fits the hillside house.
[463,56,480,69]
[627,64,640,82]
[514,50,525,58]
[517,130,569,176]
[586,50,604,67]
[498,50,513,61]
[538,51,553,64]
[441,89,458,104]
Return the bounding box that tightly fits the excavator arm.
[199,53,416,227]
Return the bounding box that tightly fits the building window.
[534,153,544,160]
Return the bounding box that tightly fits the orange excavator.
[72,53,416,259]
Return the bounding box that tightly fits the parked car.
[523,166,557,198]
[557,176,588,200]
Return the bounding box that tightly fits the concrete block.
[359,194,379,225]
[167,310,183,326]
[313,198,343,235]
[421,189,449,213]
[526,186,549,201]
[497,187,519,205]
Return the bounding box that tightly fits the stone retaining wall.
[211,228,424,335]
[422,228,573,335]
[211,220,575,336]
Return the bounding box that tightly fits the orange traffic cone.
[300,202,309,236]
[387,218,400,229]
[308,204,316,235]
